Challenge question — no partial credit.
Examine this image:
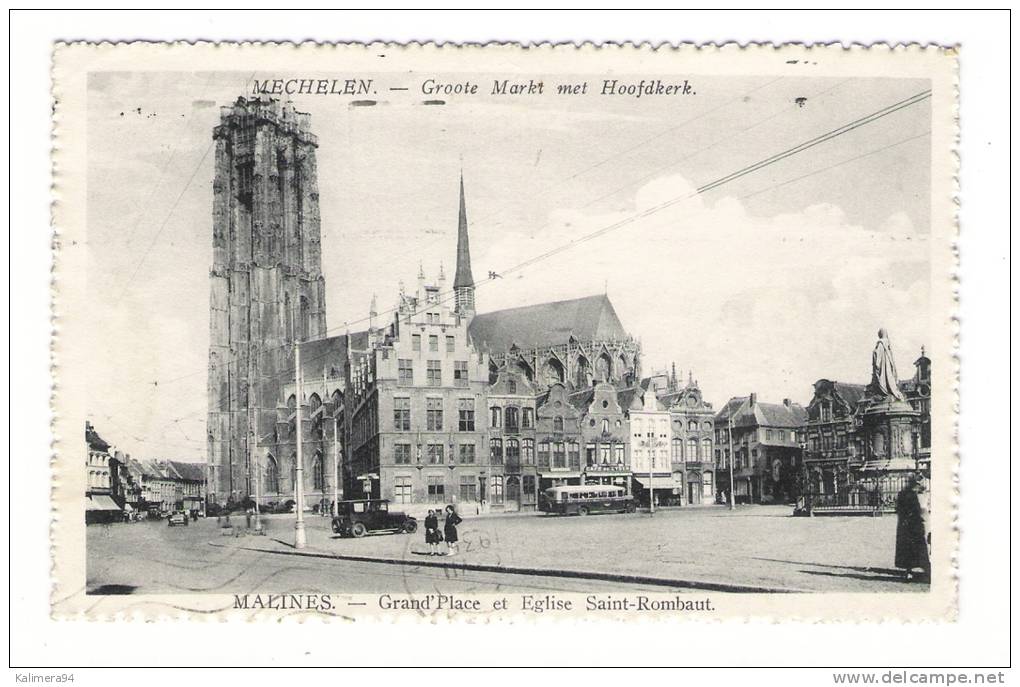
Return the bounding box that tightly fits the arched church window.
[575,356,590,388]
[299,296,310,341]
[265,455,280,494]
[312,452,324,491]
[542,358,565,386]
[285,293,293,343]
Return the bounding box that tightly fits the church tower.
[207,97,328,505]
[453,173,476,320]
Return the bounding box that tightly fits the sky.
[85,70,933,462]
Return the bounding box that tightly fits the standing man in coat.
[895,474,931,581]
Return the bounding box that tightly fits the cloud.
[471,173,931,407]
[878,210,919,235]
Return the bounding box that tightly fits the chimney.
[749,393,757,407]
[783,398,791,408]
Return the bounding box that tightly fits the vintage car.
[167,511,189,527]
[331,499,417,538]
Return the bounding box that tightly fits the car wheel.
[625,503,637,513]
[350,522,367,538]
[578,506,590,516]
[403,520,418,534]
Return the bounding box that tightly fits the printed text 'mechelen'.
[252,79,373,96]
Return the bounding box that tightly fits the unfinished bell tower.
[207,97,327,505]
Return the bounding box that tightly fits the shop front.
[631,474,680,508]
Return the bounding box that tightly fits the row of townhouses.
[203,97,933,514]
[85,421,207,522]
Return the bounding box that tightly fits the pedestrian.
[424,509,440,556]
[443,504,462,556]
[895,474,931,581]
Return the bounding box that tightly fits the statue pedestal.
[861,396,920,473]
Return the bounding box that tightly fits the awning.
[632,476,680,490]
[86,495,122,511]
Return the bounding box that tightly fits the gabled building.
[802,346,932,497]
[570,382,631,491]
[627,387,673,507]
[802,380,870,495]
[715,394,807,504]
[534,382,583,491]
[487,367,540,511]
[344,261,491,509]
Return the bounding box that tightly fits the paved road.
[86,517,676,596]
[87,506,928,595]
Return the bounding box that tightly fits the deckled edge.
[48,40,961,624]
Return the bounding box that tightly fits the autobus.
[539,484,637,516]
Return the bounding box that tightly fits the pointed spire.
[417,261,425,281]
[438,261,446,283]
[453,171,474,289]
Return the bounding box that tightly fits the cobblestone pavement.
[246,504,929,593]
[87,505,930,594]
[85,516,676,596]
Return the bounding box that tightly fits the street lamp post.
[333,414,341,517]
[648,431,655,516]
[253,450,262,532]
[293,342,307,549]
[727,417,736,511]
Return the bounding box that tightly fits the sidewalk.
[212,506,927,593]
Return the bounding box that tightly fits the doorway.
[505,476,521,512]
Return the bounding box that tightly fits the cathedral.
[206,97,328,505]
[206,96,645,510]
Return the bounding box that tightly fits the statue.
[869,328,905,401]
